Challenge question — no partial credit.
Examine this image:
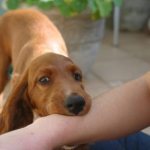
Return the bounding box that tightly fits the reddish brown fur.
[0,9,91,136]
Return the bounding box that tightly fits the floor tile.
[84,73,110,98]
[93,57,150,84]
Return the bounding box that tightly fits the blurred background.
[0,0,150,133]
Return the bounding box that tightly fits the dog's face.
[27,53,91,116]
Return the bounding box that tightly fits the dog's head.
[0,53,91,133]
[28,53,91,116]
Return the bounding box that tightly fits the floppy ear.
[0,69,33,134]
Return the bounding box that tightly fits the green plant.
[6,0,122,19]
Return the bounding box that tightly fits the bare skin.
[0,73,150,150]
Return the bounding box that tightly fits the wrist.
[25,121,54,150]
[27,115,82,149]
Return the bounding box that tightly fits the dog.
[0,9,91,149]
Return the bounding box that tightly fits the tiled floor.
[85,30,150,96]
[84,30,150,134]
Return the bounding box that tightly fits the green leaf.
[25,0,39,5]
[70,0,87,13]
[53,0,64,6]
[38,1,53,10]
[6,0,21,9]
[57,4,73,16]
[113,0,123,6]
[95,0,113,17]
[53,0,86,17]
[52,0,72,17]
[88,0,97,13]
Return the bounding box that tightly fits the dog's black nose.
[65,94,85,115]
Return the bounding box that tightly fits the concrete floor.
[84,30,150,135]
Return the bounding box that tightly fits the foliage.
[6,0,122,19]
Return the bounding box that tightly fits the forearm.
[0,127,48,150]
[54,74,150,146]
[78,75,150,141]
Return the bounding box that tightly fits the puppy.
[0,9,91,149]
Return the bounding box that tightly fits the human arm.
[46,73,150,147]
[0,73,150,150]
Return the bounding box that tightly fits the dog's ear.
[0,69,33,134]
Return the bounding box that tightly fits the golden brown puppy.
[0,9,91,143]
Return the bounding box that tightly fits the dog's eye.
[73,72,82,81]
[38,76,50,85]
